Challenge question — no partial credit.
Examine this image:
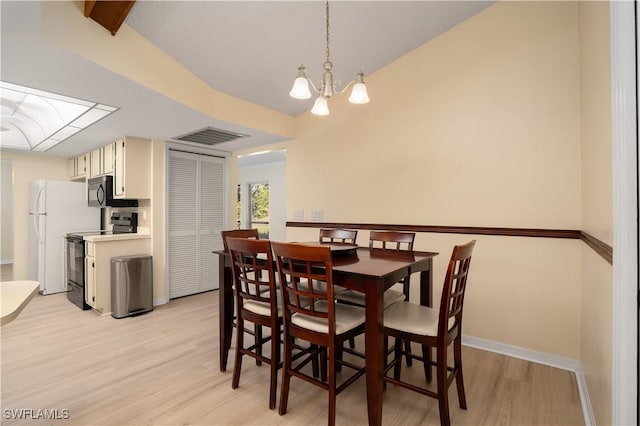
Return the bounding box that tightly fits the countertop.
[83,228,150,242]
[1,280,40,326]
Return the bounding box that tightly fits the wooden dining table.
[214,244,438,426]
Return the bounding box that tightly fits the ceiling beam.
[84,1,136,36]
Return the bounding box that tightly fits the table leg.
[419,259,433,308]
[419,259,433,382]
[218,256,234,372]
[364,282,384,426]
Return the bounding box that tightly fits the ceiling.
[0,1,492,159]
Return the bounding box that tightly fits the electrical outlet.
[311,209,323,221]
[292,209,304,220]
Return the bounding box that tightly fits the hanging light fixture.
[289,0,370,115]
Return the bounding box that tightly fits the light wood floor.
[1,291,584,425]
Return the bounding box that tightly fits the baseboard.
[462,335,595,426]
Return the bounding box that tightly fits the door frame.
[610,2,638,425]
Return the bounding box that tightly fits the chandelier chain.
[325,0,330,63]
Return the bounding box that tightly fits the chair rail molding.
[287,222,613,264]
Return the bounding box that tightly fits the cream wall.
[1,159,14,264]
[0,152,68,280]
[151,139,166,304]
[578,2,613,424]
[286,1,583,359]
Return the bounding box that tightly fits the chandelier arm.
[305,77,321,95]
[333,79,355,95]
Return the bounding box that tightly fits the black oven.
[66,234,91,310]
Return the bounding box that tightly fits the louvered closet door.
[168,150,225,298]
[199,156,224,291]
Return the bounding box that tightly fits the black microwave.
[87,176,138,208]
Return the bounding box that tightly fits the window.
[248,182,269,238]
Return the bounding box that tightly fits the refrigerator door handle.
[31,212,45,244]
[33,184,45,214]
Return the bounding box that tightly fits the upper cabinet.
[89,143,114,178]
[113,136,151,199]
[68,154,87,181]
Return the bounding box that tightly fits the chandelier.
[289,0,370,116]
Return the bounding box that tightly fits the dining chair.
[335,230,415,358]
[221,229,265,364]
[272,241,366,426]
[335,230,414,307]
[221,228,260,251]
[317,229,357,294]
[226,237,281,409]
[382,240,476,426]
[319,228,358,244]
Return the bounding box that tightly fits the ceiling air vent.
[174,127,247,146]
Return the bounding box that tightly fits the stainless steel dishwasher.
[111,254,153,319]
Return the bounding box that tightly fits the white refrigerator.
[28,180,100,295]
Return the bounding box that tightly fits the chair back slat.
[319,228,358,244]
[221,228,259,251]
[369,230,415,251]
[226,237,277,316]
[272,242,335,330]
[438,240,476,337]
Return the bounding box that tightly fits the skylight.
[0,81,118,152]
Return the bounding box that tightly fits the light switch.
[292,209,304,220]
[311,209,323,221]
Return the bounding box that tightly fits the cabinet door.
[77,154,87,177]
[85,256,96,308]
[89,149,101,178]
[68,158,76,178]
[113,139,125,197]
[102,143,114,175]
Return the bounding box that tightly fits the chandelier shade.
[289,66,312,99]
[289,0,370,116]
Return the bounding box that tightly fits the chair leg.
[436,344,451,426]
[348,337,355,349]
[311,344,320,379]
[269,325,280,410]
[320,347,328,382]
[422,344,432,383]
[232,318,244,389]
[454,336,467,409]
[328,344,337,426]
[279,333,293,416]
[393,337,402,380]
[404,339,413,367]
[255,324,263,366]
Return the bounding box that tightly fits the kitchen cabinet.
[89,143,115,178]
[85,256,96,308]
[83,236,151,314]
[113,136,151,199]
[67,154,87,181]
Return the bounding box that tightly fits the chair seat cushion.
[244,290,283,317]
[291,300,365,335]
[335,289,405,308]
[383,301,454,336]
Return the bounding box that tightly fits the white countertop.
[1,280,40,326]
[83,228,150,242]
